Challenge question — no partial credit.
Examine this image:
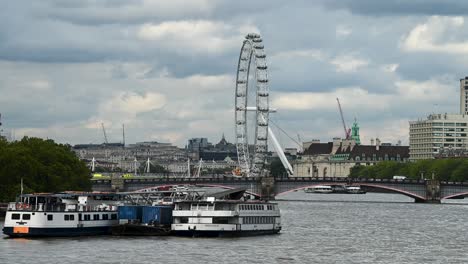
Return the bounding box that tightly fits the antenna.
[101,123,109,144]
[122,124,125,147]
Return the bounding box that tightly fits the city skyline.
[2,1,468,147]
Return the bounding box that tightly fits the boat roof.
[19,191,120,198]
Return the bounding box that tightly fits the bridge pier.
[423,179,441,203]
[111,175,124,191]
[260,177,275,200]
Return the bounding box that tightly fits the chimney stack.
[376,138,381,151]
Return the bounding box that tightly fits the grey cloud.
[2,0,468,147]
[321,0,468,16]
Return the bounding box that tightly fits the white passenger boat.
[304,185,333,193]
[345,186,366,194]
[171,198,281,237]
[2,192,121,237]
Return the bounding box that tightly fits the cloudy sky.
[1,0,468,148]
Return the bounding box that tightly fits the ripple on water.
[2,193,468,264]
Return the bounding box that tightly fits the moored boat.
[171,197,281,237]
[2,192,121,237]
[345,186,366,194]
[304,185,333,193]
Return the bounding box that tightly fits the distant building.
[187,138,211,152]
[409,114,468,161]
[188,134,238,162]
[73,141,187,172]
[460,77,468,115]
[294,138,409,177]
[409,76,468,161]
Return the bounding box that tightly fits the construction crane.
[336,98,351,140]
[101,122,109,144]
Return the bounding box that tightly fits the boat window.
[102,214,109,220]
[22,214,31,220]
[47,214,53,221]
[84,215,91,221]
[93,214,99,220]
[111,214,117,220]
[212,217,229,224]
[69,215,75,221]
[11,213,20,220]
[64,215,69,221]
[180,217,188,223]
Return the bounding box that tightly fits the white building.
[409,76,468,161]
[460,77,468,115]
[409,114,468,161]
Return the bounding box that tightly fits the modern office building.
[409,77,468,160]
[409,114,468,161]
[460,77,468,115]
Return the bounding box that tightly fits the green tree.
[269,157,286,177]
[0,137,91,202]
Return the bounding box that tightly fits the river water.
[1,192,468,264]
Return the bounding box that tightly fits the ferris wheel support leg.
[268,126,294,176]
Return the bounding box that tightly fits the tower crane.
[336,98,351,140]
[101,123,109,144]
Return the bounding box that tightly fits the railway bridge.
[91,175,468,203]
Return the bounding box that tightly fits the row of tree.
[0,137,91,202]
[349,159,468,182]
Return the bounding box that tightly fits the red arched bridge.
[91,175,468,203]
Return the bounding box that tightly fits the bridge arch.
[276,183,426,202]
[442,191,468,200]
[133,184,262,198]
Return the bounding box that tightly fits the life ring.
[17,203,30,210]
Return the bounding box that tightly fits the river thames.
[2,192,468,264]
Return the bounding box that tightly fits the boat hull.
[174,229,281,237]
[2,226,113,237]
[111,224,171,236]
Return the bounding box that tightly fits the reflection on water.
[2,192,468,264]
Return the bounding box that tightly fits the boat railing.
[7,202,117,212]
